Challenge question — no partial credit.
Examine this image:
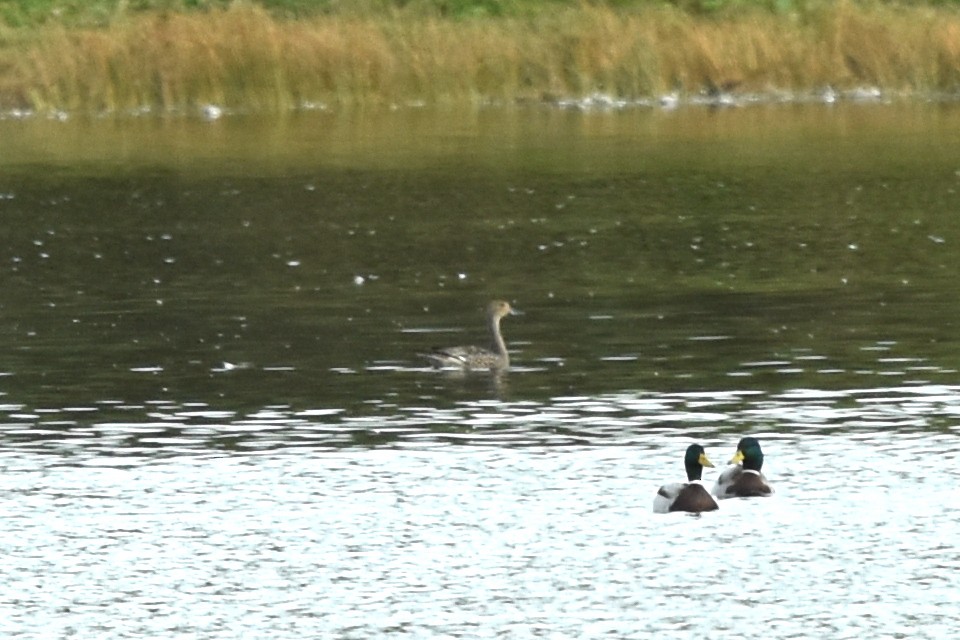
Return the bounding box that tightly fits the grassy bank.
[2,1,960,113]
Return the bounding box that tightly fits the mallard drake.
[419,300,521,370]
[653,444,719,514]
[712,437,773,499]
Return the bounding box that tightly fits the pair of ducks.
[653,437,773,514]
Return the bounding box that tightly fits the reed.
[2,1,960,113]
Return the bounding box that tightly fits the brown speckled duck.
[419,300,521,370]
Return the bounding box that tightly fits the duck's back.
[655,482,719,513]
[421,345,506,370]
[713,467,772,499]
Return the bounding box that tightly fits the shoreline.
[2,2,960,116]
[3,84,955,123]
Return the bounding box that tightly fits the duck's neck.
[685,464,704,482]
[488,315,509,361]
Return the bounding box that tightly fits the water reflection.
[2,103,960,637]
[3,383,959,455]
[3,423,959,638]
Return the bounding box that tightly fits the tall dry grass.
[2,2,960,113]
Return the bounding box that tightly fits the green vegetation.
[2,1,960,113]
[3,0,959,25]
[8,0,649,26]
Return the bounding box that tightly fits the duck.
[712,437,773,499]
[419,300,521,370]
[653,444,719,514]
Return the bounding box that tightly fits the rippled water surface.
[2,103,960,637]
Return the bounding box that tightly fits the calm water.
[2,103,960,637]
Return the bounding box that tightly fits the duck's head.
[730,437,764,472]
[684,443,715,481]
[488,300,521,319]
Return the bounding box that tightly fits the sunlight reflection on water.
[2,386,960,638]
[3,383,960,454]
[4,103,960,637]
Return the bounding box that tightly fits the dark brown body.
[713,467,773,499]
[655,482,719,513]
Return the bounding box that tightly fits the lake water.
[2,102,960,637]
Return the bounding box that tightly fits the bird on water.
[653,444,720,514]
[419,299,521,371]
[712,437,774,499]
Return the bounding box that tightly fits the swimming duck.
[419,300,521,370]
[653,444,719,514]
[712,437,773,499]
